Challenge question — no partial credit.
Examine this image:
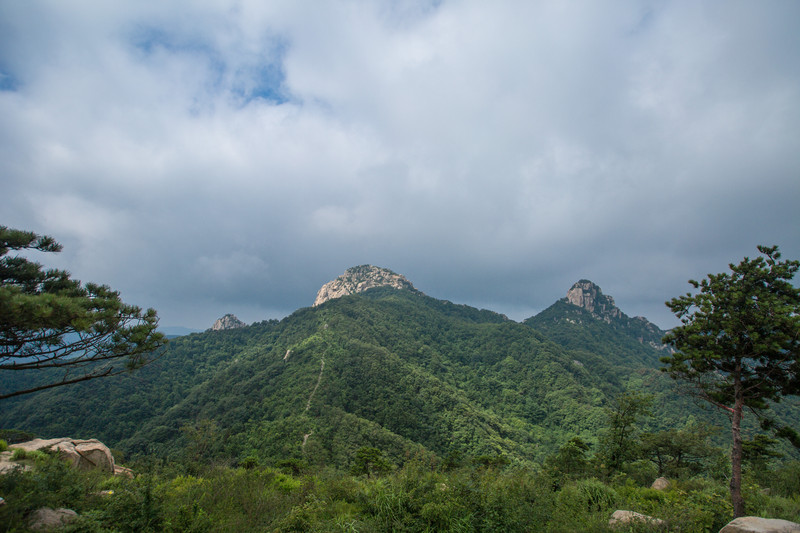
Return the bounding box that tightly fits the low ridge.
[313,265,417,306]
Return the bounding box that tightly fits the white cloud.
[1,0,798,329]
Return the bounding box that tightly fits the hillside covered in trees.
[1,277,799,531]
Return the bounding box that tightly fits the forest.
[2,251,800,531]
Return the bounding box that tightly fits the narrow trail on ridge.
[305,355,325,413]
[301,352,326,451]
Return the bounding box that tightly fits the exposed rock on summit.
[566,280,623,323]
[314,265,417,306]
[561,280,671,351]
[211,314,246,331]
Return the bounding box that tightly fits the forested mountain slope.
[1,280,796,470]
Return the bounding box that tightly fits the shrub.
[10,448,49,462]
[0,439,7,452]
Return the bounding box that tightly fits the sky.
[1,1,799,331]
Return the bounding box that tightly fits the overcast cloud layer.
[2,1,799,330]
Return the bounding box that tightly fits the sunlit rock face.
[211,314,246,331]
[313,265,416,307]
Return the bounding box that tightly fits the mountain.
[210,313,247,331]
[313,265,417,306]
[525,280,671,368]
[2,271,795,469]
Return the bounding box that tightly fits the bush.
[0,439,7,452]
[10,448,49,463]
[0,452,104,531]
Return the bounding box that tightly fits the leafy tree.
[661,245,800,517]
[0,226,166,400]
[351,446,392,477]
[546,436,592,480]
[742,434,784,482]
[639,422,719,477]
[598,391,653,473]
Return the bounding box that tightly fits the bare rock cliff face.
[314,265,416,306]
[564,280,672,351]
[566,280,622,322]
[211,314,246,331]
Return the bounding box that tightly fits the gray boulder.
[719,517,800,533]
[651,477,670,490]
[10,438,115,472]
[28,508,78,531]
[609,510,664,528]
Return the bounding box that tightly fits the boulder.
[609,510,664,528]
[10,438,115,473]
[719,517,800,533]
[651,477,670,490]
[114,464,134,478]
[28,508,78,531]
[0,450,30,474]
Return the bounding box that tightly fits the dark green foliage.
[2,445,799,532]
[598,391,653,474]
[2,287,620,469]
[545,436,592,482]
[639,422,720,478]
[350,446,392,477]
[662,245,800,517]
[0,226,165,400]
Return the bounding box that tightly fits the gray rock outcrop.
[211,314,246,331]
[718,517,800,533]
[28,508,78,531]
[566,280,623,322]
[609,510,664,527]
[313,265,417,306]
[7,438,117,474]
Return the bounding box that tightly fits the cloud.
[1,1,798,329]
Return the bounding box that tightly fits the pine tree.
[661,245,800,517]
[1,226,166,400]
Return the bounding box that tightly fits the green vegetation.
[1,247,799,529]
[662,245,800,517]
[0,226,166,400]
[1,450,798,532]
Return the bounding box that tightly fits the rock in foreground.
[28,508,78,531]
[719,516,800,533]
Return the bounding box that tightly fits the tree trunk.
[730,374,745,517]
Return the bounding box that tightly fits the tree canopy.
[661,245,800,517]
[0,226,166,400]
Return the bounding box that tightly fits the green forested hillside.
[3,283,800,532]
[1,285,796,473]
[0,287,625,468]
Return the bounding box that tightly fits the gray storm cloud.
[1,0,798,329]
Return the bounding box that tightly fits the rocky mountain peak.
[211,314,246,331]
[566,280,622,322]
[313,265,416,306]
